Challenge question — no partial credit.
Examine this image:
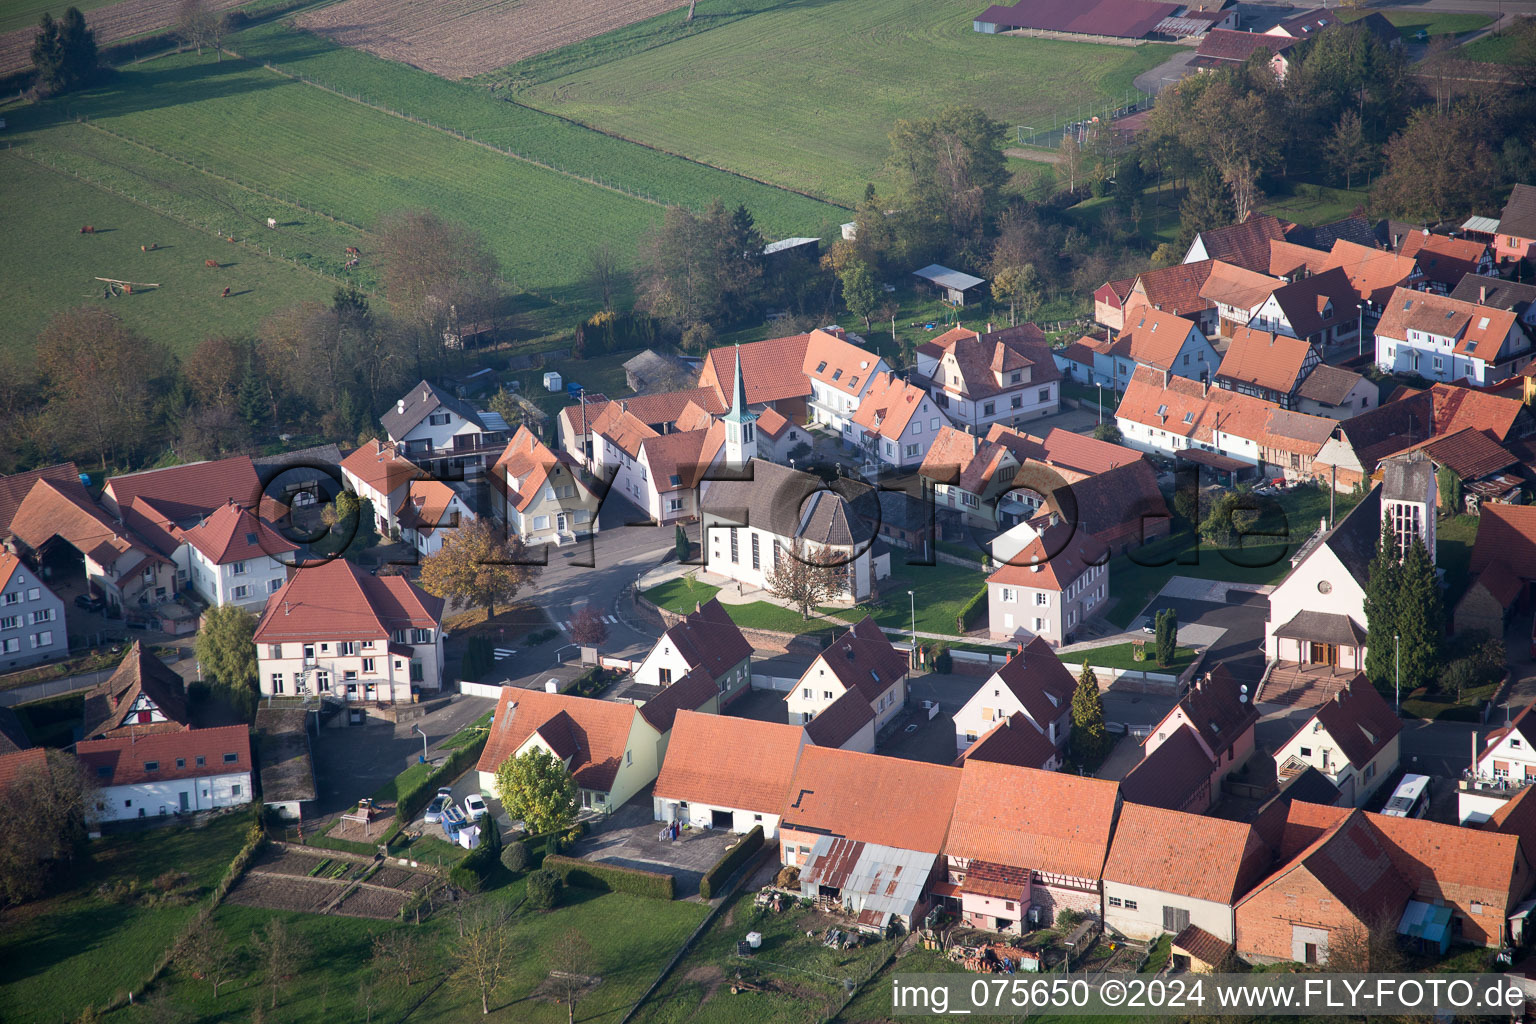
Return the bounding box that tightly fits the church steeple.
[723,345,757,467]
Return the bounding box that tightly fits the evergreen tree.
[1362,530,1402,689]
[238,355,267,428]
[674,524,689,562]
[1395,538,1442,694]
[30,7,97,94]
[1154,607,1177,668]
[1070,660,1107,762]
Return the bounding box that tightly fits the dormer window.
[1183,412,1193,424]
[849,376,859,389]
[670,474,681,486]
[1156,404,1167,417]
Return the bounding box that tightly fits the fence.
[459,681,504,698]
[751,673,799,692]
[0,666,116,707]
[1013,87,1157,150]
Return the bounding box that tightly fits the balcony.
[1459,773,1534,798]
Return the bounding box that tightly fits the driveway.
[1134,49,1200,96]
[571,794,738,899]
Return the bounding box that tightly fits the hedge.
[956,586,988,633]
[396,731,491,823]
[542,854,675,900]
[698,825,763,900]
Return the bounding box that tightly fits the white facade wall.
[176,546,286,612]
[857,398,948,470]
[341,470,409,538]
[703,521,872,602]
[1115,415,1263,468]
[786,653,905,731]
[1273,729,1399,808]
[0,567,67,669]
[402,496,476,558]
[94,771,251,822]
[395,412,482,455]
[1263,545,1367,661]
[257,633,444,702]
[652,797,781,838]
[1103,882,1234,943]
[1374,326,1530,387]
[951,678,1066,757]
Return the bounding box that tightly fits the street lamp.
[1095,382,1103,426]
[1356,302,1367,358]
[1394,633,1401,713]
[412,724,429,764]
[908,590,917,663]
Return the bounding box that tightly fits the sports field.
[0,150,333,356]
[510,0,1179,204]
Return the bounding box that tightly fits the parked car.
[424,787,454,824]
[74,593,106,613]
[463,793,488,821]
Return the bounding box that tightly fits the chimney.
[1319,516,1327,535]
[1481,284,1488,304]
[987,323,994,333]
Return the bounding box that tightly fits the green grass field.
[0,149,334,356]
[1341,8,1493,39]
[1460,21,1536,64]
[510,0,1179,205]
[0,812,249,1021]
[6,47,666,312]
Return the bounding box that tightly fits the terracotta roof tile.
[654,710,806,812]
[340,441,424,497]
[1238,809,1411,925]
[1194,27,1296,65]
[656,598,753,684]
[988,518,1108,591]
[955,713,1058,769]
[476,687,648,794]
[1266,266,1357,339]
[635,667,722,733]
[1191,215,1291,271]
[1370,811,1526,900]
[1269,240,1332,278]
[755,406,791,440]
[1172,925,1234,967]
[641,423,725,493]
[1325,239,1420,307]
[699,335,814,407]
[252,559,442,643]
[851,372,932,441]
[780,746,962,853]
[1469,503,1536,581]
[82,642,191,740]
[927,324,1059,401]
[0,747,49,791]
[0,463,80,541]
[1200,260,1280,311]
[947,760,1120,880]
[802,688,877,748]
[1109,308,1202,371]
[803,329,883,397]
[1500,184,1536,242]
[1125,259,1216,319]
[1398,231,1489,288]
[559,388,728,439]
[1411,427,1516,481]
[9,479,164,569]
[804,616,908,704]
[1105,802,1271,903]
[1215,328,1313,395]
[919,426,980,485]
[1281,673,1401,771]
[1121,725,1214,811]
[77,724,250,788]
[178,502,297,564]
[103,456,260,522]
[1377,287,1520,362]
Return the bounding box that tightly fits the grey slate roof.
[702,459,873,546]
[1500,184,1536,242]
[1273,609,1367,646]
[1296,364,1366,406]
[1316,485,1382,588]
[380,380,487,441]
[1449,275,1536,318]
[1382,450,1434,505]
[1290,216,1379,252]
[251,443,344,470]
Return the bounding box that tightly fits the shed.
[913,264,986,306]
[543,371,563,393]
[763,237,821,265]
[799,835,938,933]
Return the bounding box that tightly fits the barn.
[914,264,987,306]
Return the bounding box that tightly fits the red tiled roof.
[654,710,806,812]
[1215,328,1312,395]
[1266,266,1360,340]
[1269,240,1332,278]
[495,426,582,514]
[1192,216,1291,273]
[1398,231,1488,288]
[1105,802,1271,903]
[1172,925,1234,967]
[103,456,260,522]
[802,616,908,705]
[635,667,721,733]
[947,760,1120,880]
[0,463,80,541]
[178,501,297,564]
[1282,674,1401,771]
[1117,368,1334,457]
[252,559,442,643]
[802,688,877,748]
[988,517,1108,591]
[851,372,932,441]
[977,0,1179,39]
[1377,287,1519,362]
[1409,427,1515,481]
[1325,239,1419,308]
[1429,382,1525,439]
[962,859,1031,900]
[395,480,465,538]
[1108,308,1202,371]
[656,598,753,684]
[1469,503,1536,581]
[641,423,726,493]
[1040,459,1170,550]
[919,426,980,484]
[955,713,1058,770]
[0,747,48,791]
[340,441,423,497]
[1121,725,1214,811]
[76,724,250,787]
[1199,260,1279,311]
[9,479,164,570]
[83,642,190,740]
[1195,28,1296,66]
[977,637,1074,732]
[803,329,883,398]
[475,687,648,795]
[698,335,813,407]
[1025,427,1143,477]
[1487,785,1536,866]
[779,746,962,853]
[755,406,791,440]
[559,388,728,440]
[1370,811,1526,902]
[1126,260,1216,319]
[1169,663,1260,759]
[927,324,1059,401]
[1237,809,1411,925]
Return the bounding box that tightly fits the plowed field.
[0,0,246,76]
[296,0,689,80]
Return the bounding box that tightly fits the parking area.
[571,795,737,899]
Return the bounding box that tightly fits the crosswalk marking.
[493,648,516,660]
[556,620,571,631]
[603,615,618,624]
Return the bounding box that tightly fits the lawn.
[0,811,249,1022]
[225,21,845,241]
[1067,641,1196,673]
[6,47,665,312]
[1104,485,1363,629]
[634,891,896,1024]
[1460,22,1536,64]
[0,149,334,357]
[1436,513,1481,608]
[643,574,724,614]
[1341,8,1493,39]
[132,878,709,1024]
[1259,181,1372,229]
[510,0,1180,205]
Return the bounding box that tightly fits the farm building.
[974,0,1179,40]
[913,264,987,306]
[76,724,253,822]
[763,237,821,265]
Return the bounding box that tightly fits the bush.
[450,863,483,893]
[956,587,988,634]
[526,868,562,911]
[698,826,763,900]
[931,643,952,674]
[500,841,530,874]
[543,854,676,900]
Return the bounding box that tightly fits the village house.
[629,598,752,710]
[557,387,726,469]
[1455,503,1536,641]
[1325,238,1422,311]
[100,455,262,525]
[1292,364,1376,420]
[915,324,1061,433]
[1495,184,1536,266]
[172,502,295,612]
[785,616,908,732]
[1373,286,1532,386]
[801,689,879,753]
[700,458,874,602]
[652,710,808,838]
[587,397,727,524]
[1397,231,1496,293]
[944,761,1120,930]
[253,558,445,702]
[696,334,813,423]
[1191,28,1297,78]
[983,516,1109,645]
[1123,665,1259,814]
[1100,308,1221,390]
[1094,259,1217,337]
[82,642,189,740]
[1102,803,1272,945]
[0,552,66,670]
[1461,699,1536,825]
[394,479,476,557]
[476,687,664,815]
[1184,215,1290,271]
[1214,329,1319,408]
[920,427,1025,531]
[848,372,948,470]
[380,379,508,463]
[954,712,1060,771]
[1015,457,1171,554]
[951,637,1076,762]
[1449,276,1536,335]
[340,440,423,538]
[1249,266,1361,351]
[492,425,602,547]
[77,723,252,822]
[1272,673,1402,807]
[1200,261,1280,338]
[0,462,81,545]
[800,327,891,436]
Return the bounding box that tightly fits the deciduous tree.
[764,540,840,620]
[887,105,1008,258]
[371,930,425,992]
[452,905,513,1014]
[493,747,578,838]
[547,929,593,1024]
[180,921,242,999]
[0,749,94,905]
[586,243,620,311]
[838,260,880,330]
[375,210,500,341]
[991,264,1042,327]
[250,918,307,1009]
[568,606,609,646]
[176,0,225,58]
[1373,106,1502,222]
[418,520,541,617]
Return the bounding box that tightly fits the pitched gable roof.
[0,463,81,541]
[1120,724,1214,811]
[1110,308,1201,371]
[1270,239,1333,278]
[1105,802,1270,903]
[1410,427,1516,481]
[102,456,260,522]
[1266,266,1356,338]
[803,329,882,397]
[82,642,190,740]
[802,688,877,748]
[1128,259,1216,318]
[1195,28,1296,67]
[1013,426,1144,478]
[1370,811,1528,902]
[252,559,443,643]
[77,724,251,788]
[1200,260,1280,311]
[1378,287,1520,361]
[1449,274,1536,317]
[851,372,930,441]
[702,459,872,546]
[987,517,1109,591]
[635,667,721,733]
[476,687,648,794]
[494,426,591,514]
[178,502,297,565]
[1295,363,1367,407]
[699,335,813,407]
[780,746,961,853]
[1038,459,1170,550]
[1284,673,1402,770]
[656,598,753,683]
[654,710,806,813]
[1216,328,1313,395]
[1191,215,1290,272]
[341,440,424,497]
[955,713,1059,770]
[929,324,1059,400]
[10,478,165,571]
[976,637,1075,728]
[1398,231,1488,288]
[1325,239,1419,308]
[1500,184,1536,242]
[640,423,726,493]
[1469,502,1536,581]
[380,380,486,440]
[1238,809,1411,925]
[0,746,46,788]
[1176,663,1260,759]
[947,760,1120,880]
[807,616,908,704]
